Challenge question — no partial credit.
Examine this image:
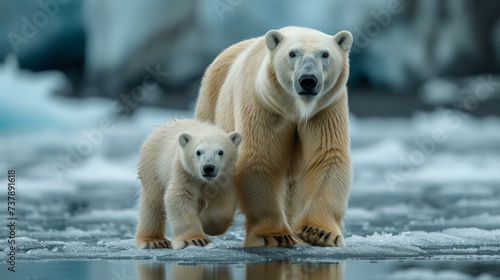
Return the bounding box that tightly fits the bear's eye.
[218,151,224,156]
[289,52,296,58]
[196,151,201,156]
[322,52,329,58]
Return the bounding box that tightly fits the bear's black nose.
[203,165,215,175]
[299,75,318,90]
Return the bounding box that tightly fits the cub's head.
[264,26,352,119]
[178,131,241,183]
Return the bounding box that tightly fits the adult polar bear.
[195,26,353,247]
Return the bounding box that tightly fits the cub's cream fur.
[135,119,241,249]
[195,26,353,247]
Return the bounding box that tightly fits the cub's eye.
[196,151,201,156]
[322,52,329,58]
[289,52,296,58]
[218,151,224,156]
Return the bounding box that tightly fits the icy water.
[1,98,500,279]
[2,258,500,280]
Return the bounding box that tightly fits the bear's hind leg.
[199,186,237,236]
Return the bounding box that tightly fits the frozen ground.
[1,60,500,279]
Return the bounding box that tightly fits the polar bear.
[195,26,353,247]
[135,119,241,249]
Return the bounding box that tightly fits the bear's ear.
[228,131,242,148]
[333,30,353,52]
[265,30,284,51]
[178,133,191,148]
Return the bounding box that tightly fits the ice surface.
[1,228,499,262]
[0,67,499,264]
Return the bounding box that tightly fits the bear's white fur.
[195,26,353,247]
[135,119,241,249]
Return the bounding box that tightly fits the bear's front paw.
[136,238,172,249]
[173,237,211,250]
[297,226,344,247]
[247,234,302,247]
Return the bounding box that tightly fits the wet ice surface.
[1,66,500,278]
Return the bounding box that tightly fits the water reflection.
[246,262,344,280]
[136,261,345,280]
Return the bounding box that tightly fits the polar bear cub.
[135,119,241,249]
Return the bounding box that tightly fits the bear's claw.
[298,226,343,247]
[137,239,172,249]
[180,237,211,249]
[259,234,301,247]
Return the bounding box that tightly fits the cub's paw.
[246,234,302,247]
[173,236,211,250]
[136,238,172,249]
[297,226,344,247]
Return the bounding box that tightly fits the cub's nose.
[203,165,215,175]
[299,75,318,90]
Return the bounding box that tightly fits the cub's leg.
[199,184,237,236]
[294,101,351,247]
[165,181,210,249]
[135,178,172,249]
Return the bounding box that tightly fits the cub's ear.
[265,30,284,51]
[333,30,353,52]
[178,133,191,148]
[228,131,242,148]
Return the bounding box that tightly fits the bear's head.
[178,131,242,183]
[264,26,353,119]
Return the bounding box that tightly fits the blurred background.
[1,0,500,115]
[0,0,500,273]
